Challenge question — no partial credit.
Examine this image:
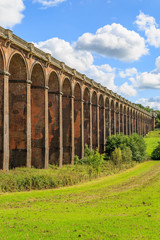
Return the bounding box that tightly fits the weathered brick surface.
[116,103,119,134]
[74,84,81,158]
[31,64,45,168]
[124,107,127,135]
[62,79,71,164]
[48,72,59,165]
[84,88,90,147]
[9,54,27,168]
[92,92,97,150]
[99,95,104,153]
[0,31,155,170]
[111,100,114,135]
[105,98,109,137]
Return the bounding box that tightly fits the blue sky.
[1,0,160,109]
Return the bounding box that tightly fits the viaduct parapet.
[0,27,156,170]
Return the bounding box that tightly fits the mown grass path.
[0,161,160,239]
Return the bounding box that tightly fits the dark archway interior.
[92,92,97,150]
[31,63,45,168]
[62,78,71,164]
[111,100,114,135]
[48,71,59,165]
[84,88,90,147]
[116,102,119,134]
[105,98,109,137]
[124,107,126,135]
[9,54,27,168]
[120,104,123,133]
[99,95,104,153]
[74,83,81,158]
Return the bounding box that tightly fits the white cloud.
[135,56,160,89]
[155,56,160,72]
[119,67,138,78]
[33,0,66,8]
[75,23,148,62]
[0,0,25,28]
[118,82,137,97]
[135,12,160,48]
[136,97,160,110]
[35,37,94,73]
[35,37,117,92]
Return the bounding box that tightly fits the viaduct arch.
[0,27,156,170]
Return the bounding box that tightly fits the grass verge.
[0,161,135,192]
[0,161,160,239]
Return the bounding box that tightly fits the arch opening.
[127,108,130,135]
[124,106,126,135]
[48,71,59,165]
[120,104,123,133]
[99,95,104,153]
[74,83,81,158]
[83,87,90,147]
[31,63,45,168]
[130,109,133,134]
[62,78,72,164]
[92,92,97,150]
[111,100,114,135]
[9,53,27,168]
[105,98,109,137]
[116,102,119,134]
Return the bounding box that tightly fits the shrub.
[105,134,129,159]
[151,142,160,160]
[75,145,104,177]
[106,133,146,162]
[111,147,122,169]
[121,147,132,163]
[128,133,146,162]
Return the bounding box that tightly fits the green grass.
[0,161,160,239]
[144,129,160,156]
[0,129,159,239]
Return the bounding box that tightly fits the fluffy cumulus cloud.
[33,0,66,8]
[0,0,25,28]
[35,37,117,91]
[119,57,160,90]
[118,82,137,97]
[35,37,94,73]
[136,56,160,89]
[135,12,160,48]
[75,23,148,62]
[136,97,160,110]
[119,67,138,78]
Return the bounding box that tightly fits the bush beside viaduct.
[0,27,156,170]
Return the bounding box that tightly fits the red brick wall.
[9,54,27,168]
[84,88,90,147]
[74,84,81,158]
[111,100,114,135]
[48,72,59,165]
[92,92,97,150]
[62,79,71,164]
[99,95,104,153]
[31,64,45,168]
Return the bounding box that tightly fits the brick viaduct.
[0,27,156,170]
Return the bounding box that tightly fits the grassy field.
[0,130,160,239]
[0,160,160,239]
[144,129,160,156]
